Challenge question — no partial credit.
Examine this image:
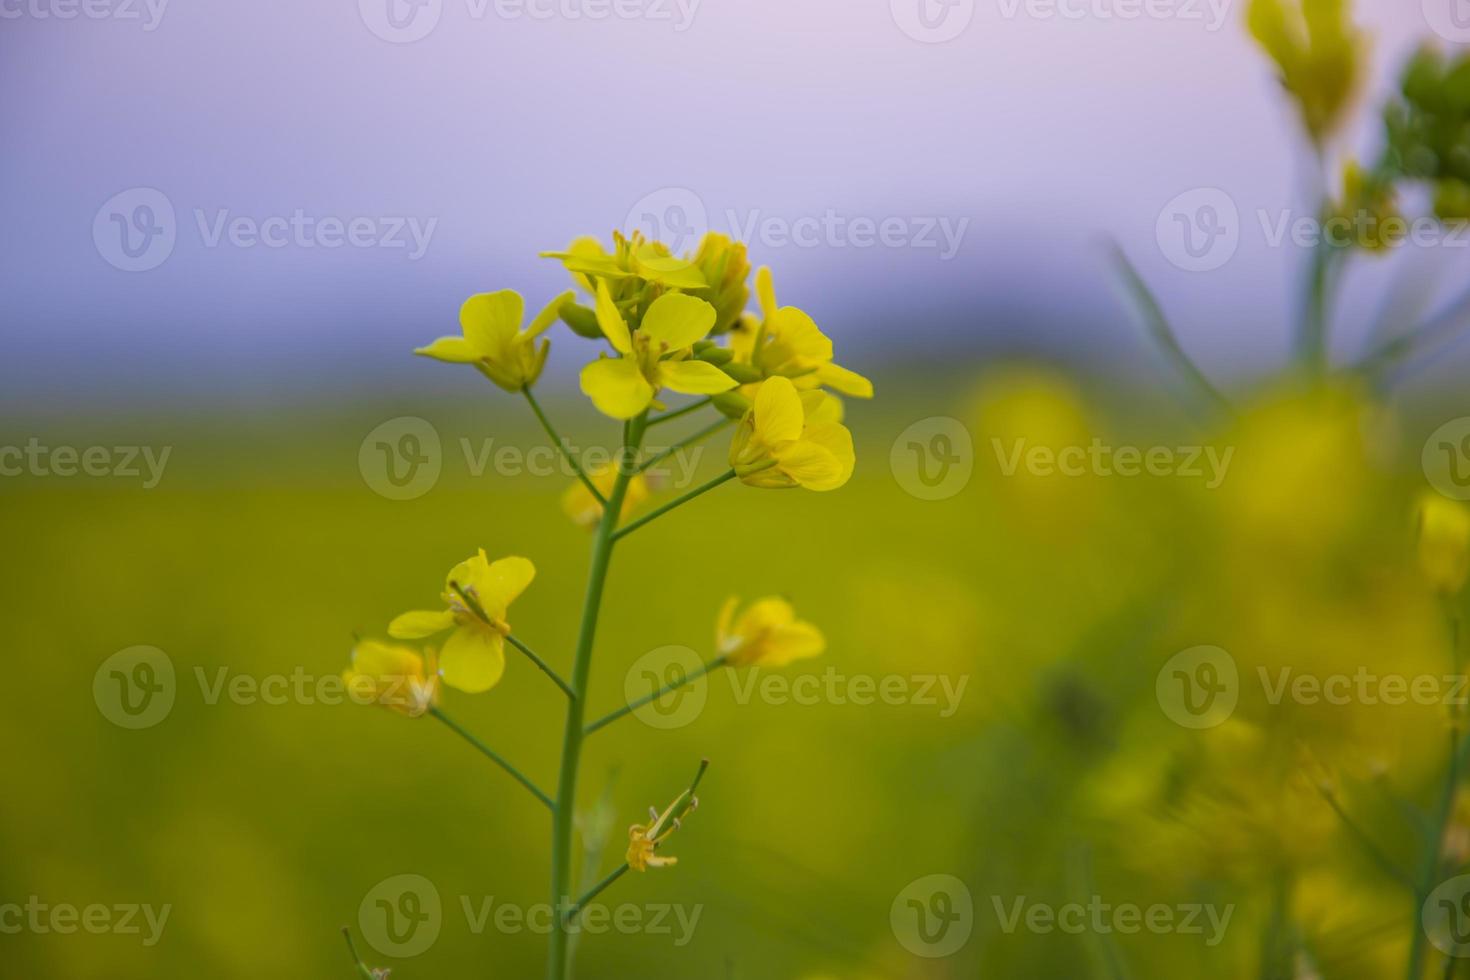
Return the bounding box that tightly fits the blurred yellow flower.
[579,281,737,419]
[728,267,873,399]
[716,596,825,668]
[1247,0,1363,146]
[415,289,572,392]
[729,377,855,491]
[342,640,439,718]
[1417,492,1470,595]
[560,463,650,529]
[387,550,535,693]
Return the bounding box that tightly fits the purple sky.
[1,0,1463,411]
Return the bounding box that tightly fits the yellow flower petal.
[660,359,738,396]
[460,291,523,359]
[640,293,717,352]
[761,620,826,667]
[768,307,832,364]
[774,421,854,491]
[581,356,655,419]
[816,362,873,399]
[476,555,536,620]
[414,336,482,363]
[753,376,804,446]
[389,608,456,639]
[755,266,777,321]
[439,626,506,693]
[527,290,575,338]
[595,280,633,354]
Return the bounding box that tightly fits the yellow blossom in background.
[415,289,573,391]
[729,377,855,491]
[341,640,439,718]
[1247,0,1363,146]
[716,596,825,668]
[692,232,750,335]
[560,463,650,529]
[387,550,535,693]
[1417,492,1470,594]
[728,267,873,399]
[579,282,737,419]
[1331,160,1399,252]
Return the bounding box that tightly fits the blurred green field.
[2,368,1465,978]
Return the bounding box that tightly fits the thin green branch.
[612,469,737,542]
[584,654,730,736]
[637,418,734,476]
[341,927,375,979]
[523,386,605,506]
[562,865,629,926]
[505,633,575,700]
[647,397,712,427]
[428,706,554,811]
[1107,243,1233,415]
[1360,281,1470,383]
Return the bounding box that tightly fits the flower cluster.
[342,232,867,977]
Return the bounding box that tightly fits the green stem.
[637,418,734,476]
[613,469,736,542]
[563,865,629,926]
[341,927,375,979]
[1314,784,1416,890]
[584,654,729,736]
[646,397,712,427]
[1298,235,1337,377]
[523,386,605,506]
[547,414,647,980]
[1108,242,1232,415]
[505,633,575,700]
[428,706,553,811]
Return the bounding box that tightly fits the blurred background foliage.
[2,361,1465,978]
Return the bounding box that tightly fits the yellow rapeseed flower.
[579,281,737,419]
[1247,0,1362,147]
[416,289,573,392]
[560,463,651,529]
[388,550,535,693]
[342,640,439,718]
[727,266,873,399]
[1418,492,1470,595]
[716,596,825,668]
[729,376,855,491]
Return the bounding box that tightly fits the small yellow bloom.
[560,463,651,529]
[579,281,737,419]
[1418,493,1470,595]
[416,290,573,392]
[543,232,708,294]
[342,640,439,718]
[691,232,750,335]
[626,792,696,872]
[727,267,873,399]
[1247,0,1362,147]
[1331,160,1399,252]
[729,376,855,491]
[388,550,536,693]
[716,596,825,668]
